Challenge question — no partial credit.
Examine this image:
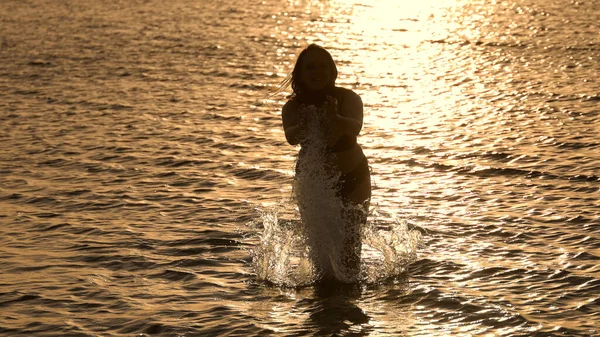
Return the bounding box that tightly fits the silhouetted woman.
[280,44,371,282]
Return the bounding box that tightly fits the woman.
[280,44,371,282]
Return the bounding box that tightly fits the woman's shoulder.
[282,99,300,114]
[335,86,361,100]
[282,99,302,122]
[335,87,362,106]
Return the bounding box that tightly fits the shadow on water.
[304,275,410,336]
[306,281,371,336]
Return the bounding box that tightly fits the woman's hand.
[326,125,342,147]
[324,95,339,123]
[324,96,342,147]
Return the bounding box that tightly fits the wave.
[427,38,600,52]
[401,158,600,182]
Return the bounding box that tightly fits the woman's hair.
[273,44,338,98]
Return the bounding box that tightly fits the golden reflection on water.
[329,1,475,128]
[280,0,477,120]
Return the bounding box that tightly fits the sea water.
[1,0,599,336]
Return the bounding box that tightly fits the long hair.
[272,44,338,100]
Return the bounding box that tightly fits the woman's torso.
[296,87,367,175]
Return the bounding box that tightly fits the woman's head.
[291,44,338,95]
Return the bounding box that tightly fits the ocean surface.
[1,0,599,336]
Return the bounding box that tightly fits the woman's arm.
[282,100,304,145]
[326,91,363,146]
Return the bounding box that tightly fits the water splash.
[360,213,423,283]
[248,201,317,287]
[248,202,422,287]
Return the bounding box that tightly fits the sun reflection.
[334,0,460,38]
[293,0,480,139]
